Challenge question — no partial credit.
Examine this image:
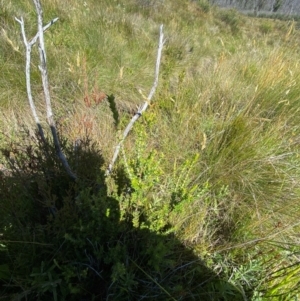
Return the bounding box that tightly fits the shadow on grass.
[0,133,249,300]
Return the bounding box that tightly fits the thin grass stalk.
[129,258,177,301]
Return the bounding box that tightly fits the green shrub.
[0,127,246,300]
[197,0,211,13]
[259,20,274,34]
[217,9,242,34]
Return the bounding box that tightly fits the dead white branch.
[15,16,58,142]
[106,25,165,175]
[16,0,76,180]
[32,0,76,180]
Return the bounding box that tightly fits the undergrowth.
[0,127,245,300]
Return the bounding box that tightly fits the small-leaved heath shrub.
[0,128,245,300]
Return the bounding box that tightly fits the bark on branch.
[106,25,165,175]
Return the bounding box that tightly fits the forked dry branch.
[14,16,59,143]
[16,0,78,180]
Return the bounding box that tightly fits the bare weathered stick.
[32,0,76,180]
[15,16,58,142]
[106,25,165,175]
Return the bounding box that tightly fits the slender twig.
[32,0,76,180]
[106,25,165,175]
